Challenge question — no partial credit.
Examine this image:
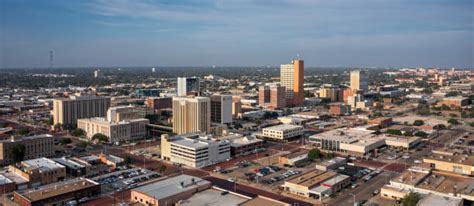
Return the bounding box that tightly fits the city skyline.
[1,0,473,68]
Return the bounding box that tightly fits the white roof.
[23,157,65,172]
[263,124,303,131]
[134,175,210,200]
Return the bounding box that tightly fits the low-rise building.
[315,157,347,171]
[53,157,89,177]
[368,117,392,128]
[14,178,100,206]
[161,134,230,168]
[78,117,149,143]
[329,103,351,116]
[0,134,55,165]
[98,153,124,169]
[281,170,350,200]
[384,135,421,149]
[423,152,474,176]
[261,124,304,141]
[131,175,211,206]
[9,157,66,187]
[145,97,172,112]
[437,96,470,107]
[220,134,264,156]
[279,150,308,166]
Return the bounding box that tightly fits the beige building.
[161,133,230,168]
[282,170,350,200]
[131,175,211,206]
[172,96,211,135]
[0,134,55,165]
[78,117,148,143]
[9,157,66,187]
[350,70,368,92]
[261,124,304,141]
[319,87,343,102]
[53,95,110,129]
[280,59,304,106]
[423,152,474,176]
[78,106,149,143]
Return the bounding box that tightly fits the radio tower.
[49,51,53,69]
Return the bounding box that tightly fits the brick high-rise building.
[258,84,286,109]
[280,59,304,106]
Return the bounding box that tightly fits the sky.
[1,0,473,68]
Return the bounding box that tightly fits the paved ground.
[325,171,398,206]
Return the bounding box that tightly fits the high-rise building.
[145,97,172,112]
[177,77,200,96]
[94,70,102,78]
[319,87,343,102]
[172,96,211,135]
[210,95,233,124]
[231,96,242,117]
[258,84,286,109]
[280,59,304,106]
[350,70,368,93]
[53,95,111,129]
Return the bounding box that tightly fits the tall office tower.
[177,77,200,96]
[172,96,211,135]
[280,59,304,106]
[210,95,233,124]
[231,96,242,117]
[350,70,368,93]
[258,84,286,109]
[53,95,111,129]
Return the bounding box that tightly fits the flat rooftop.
[417,194,462,206]
[16,178,98,202]
[392,169,430,186]
[21,157,65,172]
[181,189,249,206]
[54,157,85,169]
[286,170,336,188]
[240,196,290,206]
[263,124,303,131]
[309,127,374,142]
[133,175,210,200]
[170,134,229,149]
[221,134,263,147]
[417,171,474,197]
[425,153,474,166]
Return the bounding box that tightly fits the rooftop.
[133,175,210,200]
[309,127,374,142]
[53,157,85,170]
[424,153,474,166]
[417,194,463,206]
[21,157,65,173]
[286,170,336,188]
[15,178,98,202]
[263,124,303,131]
[180,189,249,206]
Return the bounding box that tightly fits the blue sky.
[1,0,473,68]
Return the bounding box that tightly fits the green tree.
[387,129,402,135]
[60,138,72,145]
[8,144,26,163]
[124,156,132,165]
[92,133,109,143]
[71,128,85,137]
[402,193,421,206]
[413,120,424,126]
[414,131,428,138]
[326,152,335,159]
[75,141,89,148]
[17,128,29,136]
[469,122,474,127]
[159,165,167,173]
[307,149,322,161]
[304,91,315,98]
[448,118,459,125]
[434,124,447,130]
[445,91,459,97]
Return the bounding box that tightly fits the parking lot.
[92,167,160,194]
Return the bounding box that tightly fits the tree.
[233,122,242,130]
[92,133,109,143]
[434,124,447,130]
[414,131,428,138]
[159,165,167,173]
[60,138,72,145]
[17,128,29,136]
[75,141,89,148]
[413,120,424,126]
[304,91,315,98]
[71,128,85,137]
[469,122,474,127]
[387,129,402,135]
[124,156,132,165]
[445,91,459,97]
[307,149,322,161]
[448,118,459,125]
[326,152,335,159]
[8,144,26,163]
[402,192,421,206]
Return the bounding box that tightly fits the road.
[326,171,398,206]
